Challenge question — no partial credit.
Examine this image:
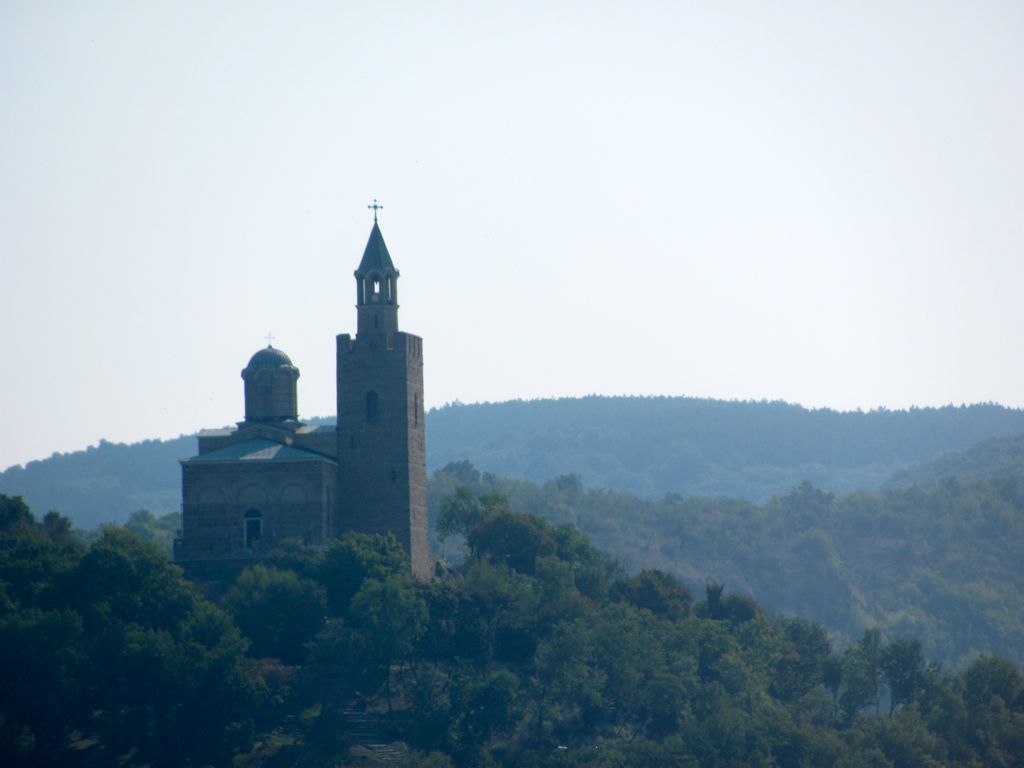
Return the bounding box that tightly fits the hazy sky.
[2,1,1022,471]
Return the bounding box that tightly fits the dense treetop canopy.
[2,491,1023,767]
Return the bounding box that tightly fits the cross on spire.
[265,332,275,347]
[368,198,383,223]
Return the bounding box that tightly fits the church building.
[173,216,432,579]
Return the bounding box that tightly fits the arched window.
[243,508,262,549]
[366,390,379,423]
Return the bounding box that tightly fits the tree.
[70,531,263,765]
[550,522,621,602]
[317,532,407,617]
[452,669,522,751]
[0,495,34,531]
[0,606,85,763]
[139,601,264,767]
[267,538,324,580]
[959,656,1024,766]
[225,565,326,663]
[613,569,693,621]
[880,638,925,716]
[349,575,428,711]
[123,509,181,554]
[0,496,82,607]
[961,655,1023,709]
[823,655,844,719]
[467,510,556,575]
[773,617,832,704]
[437,485,485,542]
[840,629,883,721]
[697,580,726,620]
[69,526,194,632]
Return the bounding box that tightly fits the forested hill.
[431,462,1024,668]
[888,431,1024,489]
[429,397,1024,498]
[4,397,1024,528]
[0,436,192,530]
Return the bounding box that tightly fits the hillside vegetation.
[889,431,1024,489]
[4,493,1023,767]
[5,398,1024,670]
[5,397,1024,527]
[121,441,1024,671]
[0,437,191,529]
[430,456,1024,670]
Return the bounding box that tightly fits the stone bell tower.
[336,211,431,578]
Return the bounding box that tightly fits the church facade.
[173,220,432,579]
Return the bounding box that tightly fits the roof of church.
[195,424,333,438]
[356,221,397,274]
[244,345,294,371]
[183,437,335,464]
[297,424,335,434]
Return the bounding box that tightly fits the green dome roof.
[244,346,294,371]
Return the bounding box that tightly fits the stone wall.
[176,459,336,564]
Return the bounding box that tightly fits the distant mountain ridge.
[429,397,1024,498]
[4,396,1024,528]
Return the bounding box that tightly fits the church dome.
[244,346,294,371]
[241,345,300,424]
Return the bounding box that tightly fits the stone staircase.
[340,703,405,763]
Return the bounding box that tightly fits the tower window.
[366,390,379,423]
[243,509,263,549]
[414,392,419,427]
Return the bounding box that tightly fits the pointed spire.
[357,221,397,274]
[353,216,400,335]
